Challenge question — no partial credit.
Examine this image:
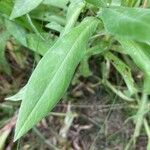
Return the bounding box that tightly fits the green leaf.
[26,33,55,55]
[46,22,64,33]
[101,6,150,42]
[10,0,43,19]
[43,0,69,9]
[0,0,13,16]
[0,18,11,74]
[61,0,85,36]
[26,14,45,40]
[14,17,99,141]
[119,40,150,76]
[0,128,11,150]
[121,0,139,7]
[0,32,10,74]
[5,18,54,55]
[79,57,92,77]
[5,86,26,101]
[111,0,121,6]
[119,40,150,93]
[5,19,27,46]
[105,52,136,94]
[85,0,107,7]
[86,42,108,57]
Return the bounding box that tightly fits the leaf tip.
[13,132,20,142]
[10,10,19,20]
[13,122,24,142]
[9,13,15,20]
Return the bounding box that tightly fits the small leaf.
[86,42,108,57]
[61,0,85,36]
[105,52,136,94]
[10,0,43,19]
[14,17,99,141]
[46,22,64,33]
[119,40,150,93]
[119,40,150,75]
[5,19,27,46]
[101,6,150,42]
[5,18,54,55]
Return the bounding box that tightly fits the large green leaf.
[14,17,99,141]
[101,6,150,42]
[10,0,43,19]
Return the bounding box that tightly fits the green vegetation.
[0,0,150,149]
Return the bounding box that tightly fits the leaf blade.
[105,52,136,94]
[14,17,99,140]
[10,0,43,19]
[119,40,150,93]
[101,6,150,42]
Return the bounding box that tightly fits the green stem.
[133,93,147,139]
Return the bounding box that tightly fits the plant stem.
[133,93,148,139]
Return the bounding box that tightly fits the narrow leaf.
[61,0,85,36]
[79,57,92,77]
[0,18,11,74]
[119,40,150,93]
[46,22,64,33]
[105,52,136,94]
